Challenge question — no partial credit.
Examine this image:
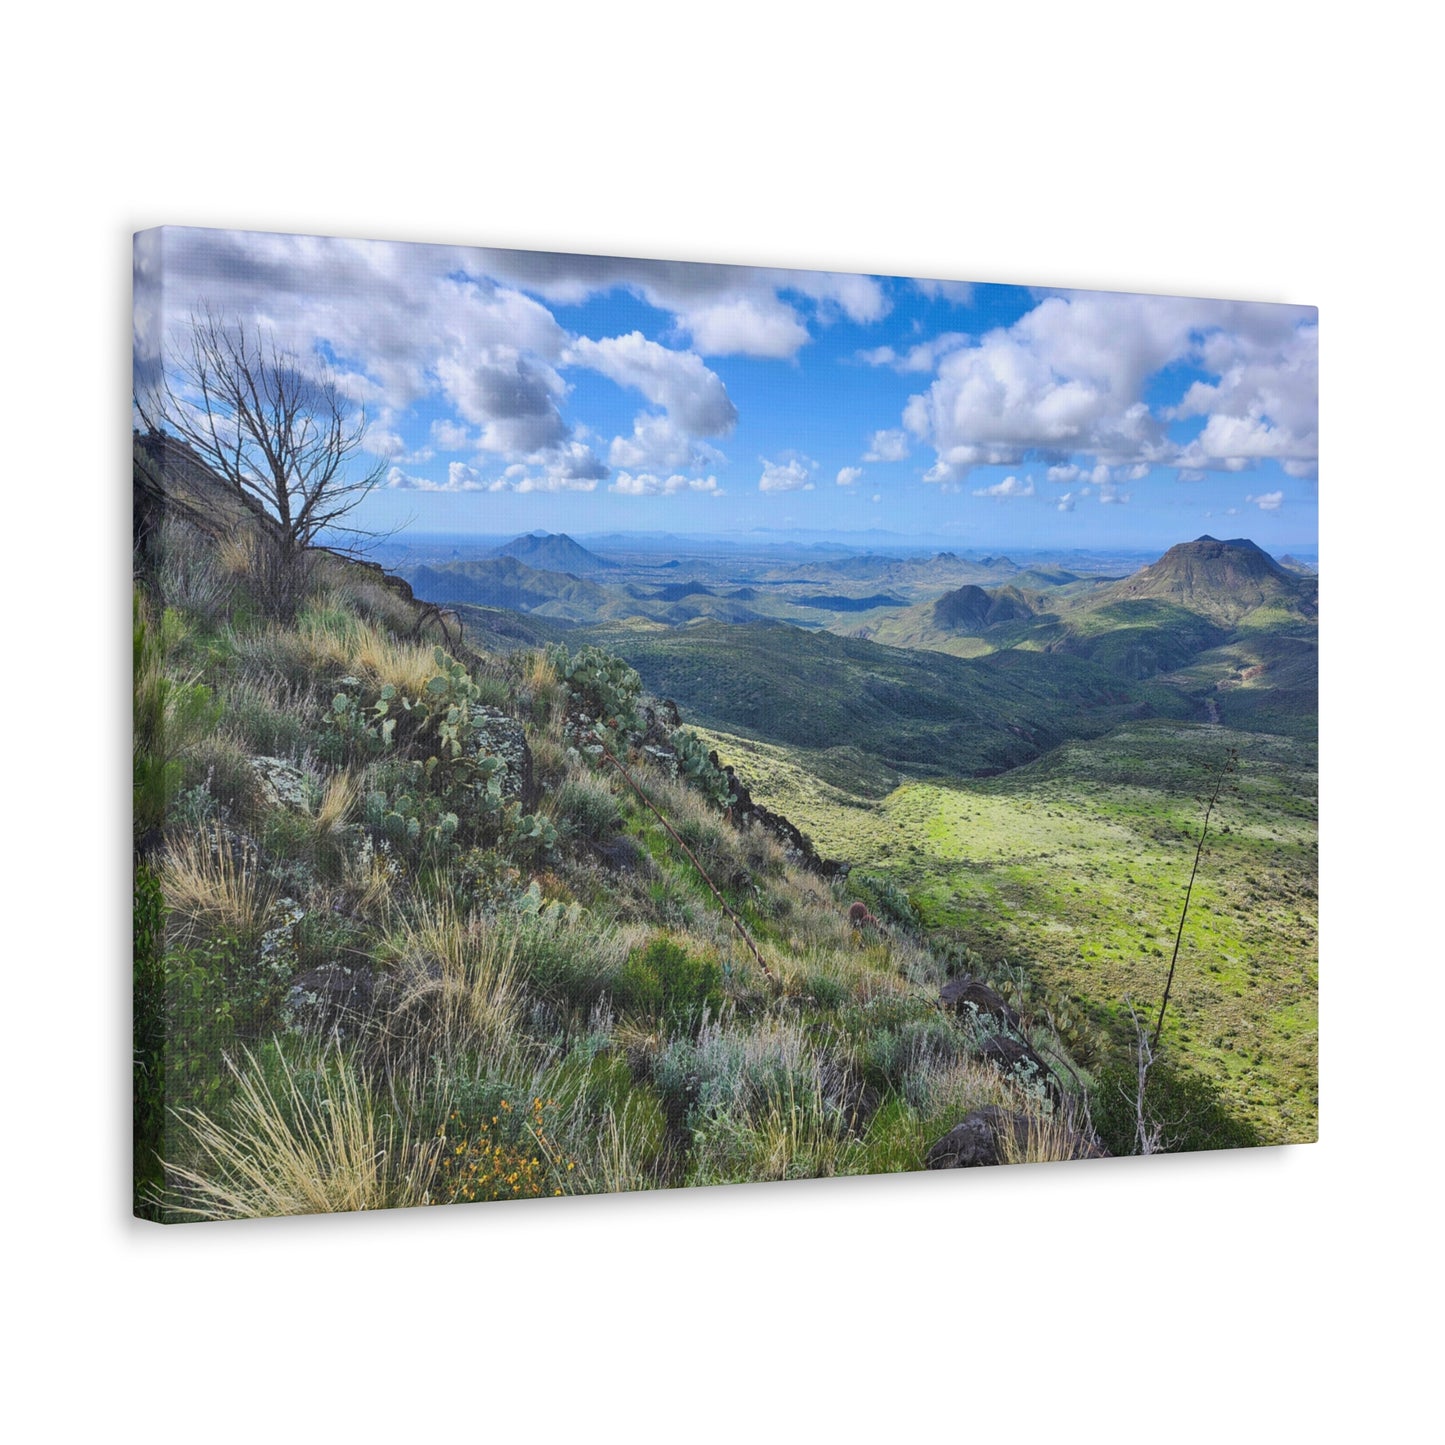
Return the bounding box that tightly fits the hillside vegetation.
[690,721,1318,1142]
[134,464,1143,1220]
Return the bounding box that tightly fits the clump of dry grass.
[995,1103,1100,1166]
[166,1047,437,1220]
[152,516,236,624]
[159,826,276,946]
[378,901,523,1070]
[232,610,442,698]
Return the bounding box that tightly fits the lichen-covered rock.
[940,976,1021,1030]
[470,706,533,805]
[976,1035,1058,1100]
[249,755,313,811]
[258,896,305,983]
[284,963,378,1037]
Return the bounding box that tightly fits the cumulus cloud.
[567,332,737,436]
[433,349,570,454]
[1099,482,1130,505]
[863,429,910,462]
[385,463,486,493]
[363,426,408,459]
[608,411,721,472]
[972,474,1035,499]
[609,471,722,497]
[1056,492,1076,512]
[475,249,890,359]
[836,466,863,487]
[759,456,814,492]
[430,418,473,451]
[1246,490,1285,511]
[913,278,975,305]
[899,291,1317,486]
[857,332,969,373]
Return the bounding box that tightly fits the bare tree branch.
[135,309,386,558]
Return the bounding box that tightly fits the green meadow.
[693,719,1318,1143]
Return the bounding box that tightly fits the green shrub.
[134,863,167,1216]
[849,872,918,928]
[1091,1054,1263,1155]
[134,592,222,840]
[614,936,723,1031]
[555,775,621,844]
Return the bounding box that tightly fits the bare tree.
[137,310,387,562]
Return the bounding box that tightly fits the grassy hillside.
[580,619,1195,794]
[690,720,1318,1143]
[134,500,1137,1220]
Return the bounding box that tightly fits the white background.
[5,4,1436,1439]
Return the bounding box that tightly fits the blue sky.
[134,228,1318,551]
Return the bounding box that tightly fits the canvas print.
[132,227,1318,1221]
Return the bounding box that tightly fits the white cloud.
[681,296,810,359]
[1046,462,1116,486]
[433,350,570,454]
[1056,492,1076,512]
[385,463,486,493]
[857,332,970,373]
[836,466,863,487]
[863,428,910,462]
[608,411,721,472]
[476,250,890,359]
[900,291,1317,485]
[871,493,882,503]
[567,332,737,436]
[1246,490,1285,511]
[430,418,473,451]
[759,457,814,492]
[1099,482,1130,505]
[972,474,1035,499]
[609,471,722,497]
[363,426,407,458]
[913,278,975,305]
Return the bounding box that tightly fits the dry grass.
[233,611,441,698]
[995,1103,1099,1166]
[379,901,523,1069]
[571,1095,668,1195]
[166,1047,437,1220]
[153,516,236,623]
[159,826,276,946]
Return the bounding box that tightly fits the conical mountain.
[1096,535,1313,623]
[489,531,617,573]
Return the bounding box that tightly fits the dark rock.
[940,976,1021,1030]
[976,1035,1058,1099]
[926,1105,1106,1168]
[285,964,377,1036]
[925,1107,1031,1168]
[594,833,648,874]
[721,763,849,878]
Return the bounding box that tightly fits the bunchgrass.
[165,1045,437,1220]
